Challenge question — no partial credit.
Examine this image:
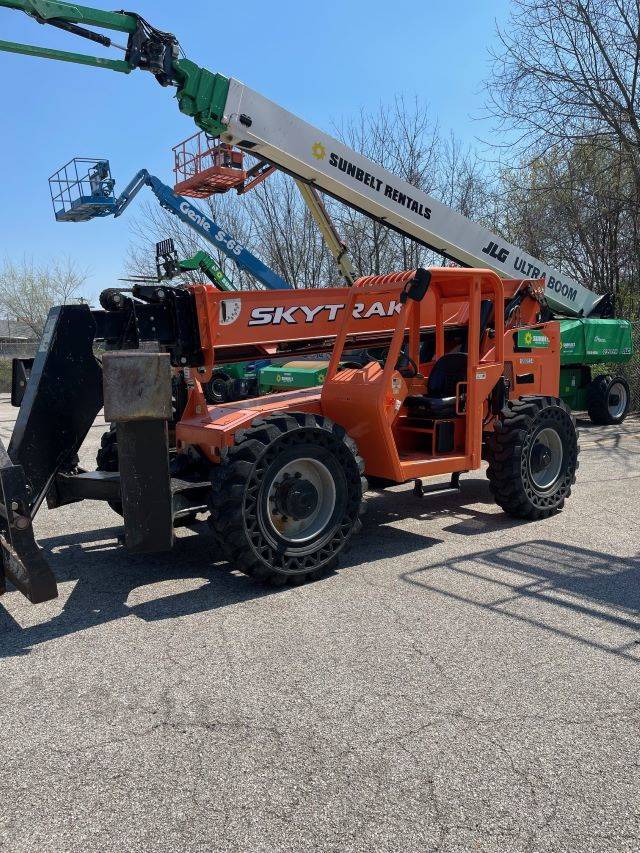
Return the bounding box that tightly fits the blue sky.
[0,0,511,299]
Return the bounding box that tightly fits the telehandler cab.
[0,267,579,603]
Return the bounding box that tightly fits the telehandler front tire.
[486,396,579,520]
[208,412,367,585]
[203,370,233,405]
[96,425,124,516]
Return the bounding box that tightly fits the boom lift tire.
[208,412,367,585]
[486,397,579,520]
[586,374,631,425]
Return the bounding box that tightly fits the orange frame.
[177,268,560,486]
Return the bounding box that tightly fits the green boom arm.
[0,0,136,31]
[0,0,231,134]
[178,252,235,292]
[0,0,135,72]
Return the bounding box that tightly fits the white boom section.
[221,79,598,317]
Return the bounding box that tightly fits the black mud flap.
[0,442,57,604]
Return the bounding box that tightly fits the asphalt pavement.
[1,395,639,852]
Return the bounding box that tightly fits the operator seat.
[404,352,468,418]
[404,299,493,417]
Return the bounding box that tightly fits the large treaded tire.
[95,426,201,526]
[586,374,631,425]
[96,425,123,516]
[487,396,579,520]
[208,412,367,585]
[203,370,232,405]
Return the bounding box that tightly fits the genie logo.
[179,201,211,232]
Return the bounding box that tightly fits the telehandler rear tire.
[486,396,579,520]
[208,412,367,585]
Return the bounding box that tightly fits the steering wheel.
[394,353,419,378]
[365,347,386,366]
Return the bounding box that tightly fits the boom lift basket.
[172,132,275,198]
[173,132,246,197]
[49,157,117,222]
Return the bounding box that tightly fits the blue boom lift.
[48,157,292,292]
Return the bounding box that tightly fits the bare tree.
[499,138,640,314]
[487,1,640,314]
[487,0,640,186]
[245,172,336,288]
[439,133,499,228]
[0,256,88,337]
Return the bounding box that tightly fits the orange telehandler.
[1,266,578,602]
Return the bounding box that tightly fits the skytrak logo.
[248,300,402,326]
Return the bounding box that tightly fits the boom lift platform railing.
[171,130,358,286]
[49,158,117,222]
[173,132,275,198]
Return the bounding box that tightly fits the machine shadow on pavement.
[402,540,640,664]
[0,477,524,657]
[361,476,530,539]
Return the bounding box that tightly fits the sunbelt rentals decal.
[311,142,432,221]
[517,329,550,348]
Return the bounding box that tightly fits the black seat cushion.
[404,352,468,419]
[404,395,457,417]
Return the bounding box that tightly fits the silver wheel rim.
[265,457,336,543]
[608,382,627,419]
[529,427,563,490]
